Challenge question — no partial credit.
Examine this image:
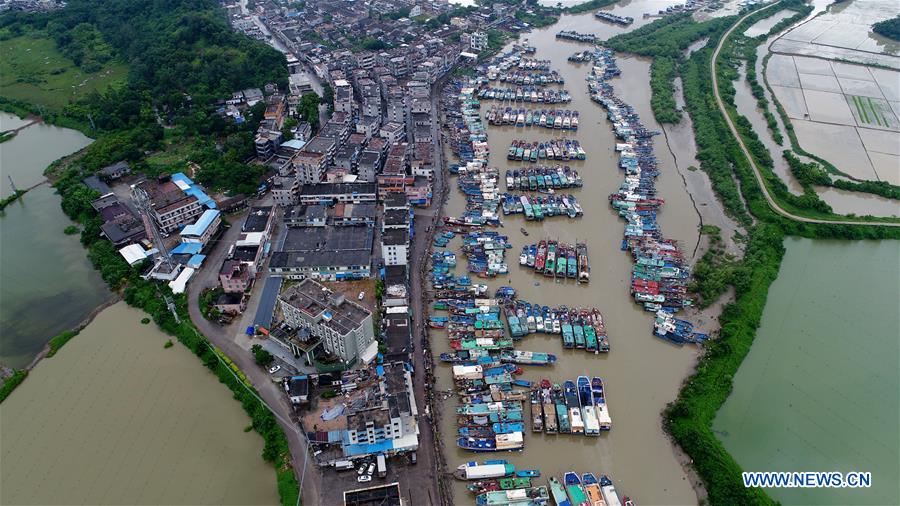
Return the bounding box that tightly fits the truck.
[376,454,387,478]
[333,460,354,471]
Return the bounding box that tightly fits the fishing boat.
[577,242,590,282]
[552,383,571,433]
[476,486,549,506]
[531,389,543,433]
[577,376,600,436]
[581,473,605,506]
[564,380,584,434]
[599,476,622,506]
[500,350,557,365]
[517,470,541,478]
[521,227,529,236]
[541,380,558,433]
[549,476,572,506]
[564,472,589,506]
[468,477,533,494]
[455,460,516,480]
[592,377,612,431]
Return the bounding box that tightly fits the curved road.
[710,4,900,227]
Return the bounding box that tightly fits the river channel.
[0,302,279,505]
[0,112,112,369]
[435,6,703,504]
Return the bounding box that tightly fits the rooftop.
[382,229,409,247]
[279,278,371,336]
[243,206,273,233]
[299,182,377,197]
[282,226,374,252]
[382,192,408,209]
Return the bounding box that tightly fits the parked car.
[268,365,281,374]
[357,466,366,476]
[357,475,371,483]
[358,291,365,300]
[366,463,376,476]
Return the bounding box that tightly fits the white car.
[366,463,376,476]
[357,475,372,483]
[268,365,281,374]
[358,291,365,300]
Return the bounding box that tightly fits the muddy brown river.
[434,6,703,505]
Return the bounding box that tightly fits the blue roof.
[181,209,220,237]
[171,242,203,255]
[281,139,307,150]
[172,172,216,209]
[187,254,206,269]
[343,439,394,457]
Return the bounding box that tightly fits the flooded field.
[771,0,900,67]
[743,9,793,38]
[0,112,112,369]
[436,7,704,505]
[733,64,900,217]
[0,302,279,505]
[714,238,900,505]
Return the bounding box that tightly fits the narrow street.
[184,203,321,505]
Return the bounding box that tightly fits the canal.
[0,112,112,369]
[0,302,280,505]
[714,238,900,506]
[435,5,704,504]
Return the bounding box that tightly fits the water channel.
[435,6,703,504]
[0,302,280,505]
[714,238,900,506]
[0,112,112,369]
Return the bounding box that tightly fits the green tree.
[251,344,274,366]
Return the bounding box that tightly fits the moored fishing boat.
[531,389,543,433]
[476,486,550,506]
[564,380,584,434]
[564,472,589,506]
[577,242,590,283]
[592,377,612,431]
[549,476,571,506]
[581,473,605,506]
[455,460,516,480]
[599,476,622,506]
[577,376,600,436]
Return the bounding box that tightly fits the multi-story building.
[344,362,418,450]
[278,279,376,363]
[382,228,409,266]
[298,182,377,205]
[357,150,382,183]
[333,79,354,114]
[272,176,299,206]
[132,174,209,234]
[293,136,336,184]
[219,260,252,293]
[179,209,221,245]
[470,30,488,52]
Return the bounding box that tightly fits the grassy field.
[0,33,128,111]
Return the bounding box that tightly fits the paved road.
[710,4,900,228]
[185,206,319,506]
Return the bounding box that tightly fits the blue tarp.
[187,254,205,269]
[172,172,216,209]
[181,209,220,237]
[171,242,202,255]
[342,439,393,457]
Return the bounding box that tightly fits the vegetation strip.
[619,5,900,505]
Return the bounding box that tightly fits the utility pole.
[8,175,18,194]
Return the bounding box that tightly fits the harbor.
[487,108,580,130]
[435,5,703,504]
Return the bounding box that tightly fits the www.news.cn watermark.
[743,472,872,488]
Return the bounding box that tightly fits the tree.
[297,92,320,131]
[251,344,274,366]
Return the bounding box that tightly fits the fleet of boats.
[505,167,583,191]
[500,193,583,220]
[595,11,634,25]
[518,240,590,283]
[457,462,633,506]
[489,70,565,86]
[486,107,580,130]
[584,47,707,344]
[507,139,585,162]
[556,30,597,43]
[478,87,573,104]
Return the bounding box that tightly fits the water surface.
[0,111,111,368]
[714,238,900,506]
[1,302,280,505]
